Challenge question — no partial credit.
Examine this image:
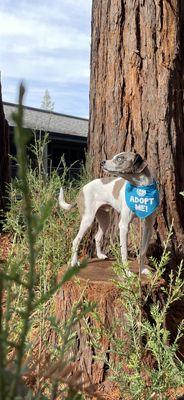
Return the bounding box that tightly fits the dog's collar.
[118,162,148,176]
[125,180,159,220]
[132,161,148,175]
[136,161,148,174]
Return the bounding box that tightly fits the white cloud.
[0,10,90,52]
[1,55,90,85]
[0,0,92,116]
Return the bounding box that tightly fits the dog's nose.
[100,160,106,166]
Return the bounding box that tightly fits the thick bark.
[88,0,184,259]
[55,260,126,386]
[0,81,10,221]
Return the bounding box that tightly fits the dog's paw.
[141,268,149,275]
[97,253,108,260]
[125,269,132,277]
[70,263,80,268]
[118,269,132,282]
[70,257,80,268]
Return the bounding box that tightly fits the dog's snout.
[100,160,106,166]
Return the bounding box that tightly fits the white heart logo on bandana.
[137,188,146,196]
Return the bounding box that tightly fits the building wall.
[9,127,87,179]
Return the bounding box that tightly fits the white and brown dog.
[59,152,157,274]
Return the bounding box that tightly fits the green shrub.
[0,84,95,400]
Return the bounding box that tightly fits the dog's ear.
[133,153,147,173]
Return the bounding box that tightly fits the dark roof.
[3,102,88,138]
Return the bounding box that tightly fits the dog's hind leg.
[95,208,110,260]
[71,211,96,267]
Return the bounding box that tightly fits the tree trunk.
[88,0,184,260]
[0,80,10,223]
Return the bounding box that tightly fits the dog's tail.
[58,187,76,211]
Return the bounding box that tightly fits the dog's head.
[101,152,147,176]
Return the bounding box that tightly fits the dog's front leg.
[140,214,155,274]
[119,218,129,262]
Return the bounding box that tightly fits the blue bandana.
[125,180,159,220]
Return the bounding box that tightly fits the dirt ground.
[0,232,12,260]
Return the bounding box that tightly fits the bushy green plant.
[0,84,96,400]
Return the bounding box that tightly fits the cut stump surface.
[58,257,149,283]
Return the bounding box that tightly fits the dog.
[59,152,158,274]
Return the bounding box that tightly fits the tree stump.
[55,259,148,386]
[54,258,184,390]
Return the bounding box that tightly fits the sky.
[0,0,92,118]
